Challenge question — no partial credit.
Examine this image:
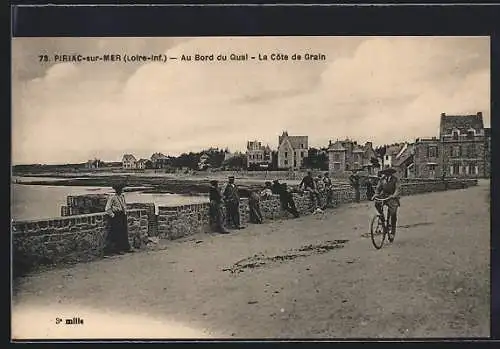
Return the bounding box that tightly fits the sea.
[11,177,209,222]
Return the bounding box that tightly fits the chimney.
[441,113,446,117]
[329,140,332,146]
[477,111,483,118]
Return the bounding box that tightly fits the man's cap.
[228,176,235,179]
[210,180,218,185]
[111,182,126,191]
[273,179,280,183]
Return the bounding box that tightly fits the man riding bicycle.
[371,167,400,242]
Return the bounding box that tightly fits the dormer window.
[466,129,476,140]
[452,129,460,140]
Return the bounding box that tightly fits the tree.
[206,148,226,168]
[223,154,247,170]
[302,147,328,170]
[173,152,199,169]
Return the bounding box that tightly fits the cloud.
[11,36,490,164]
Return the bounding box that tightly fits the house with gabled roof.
[327,139,377,174]
[150,152,169,169]
[381,143,407,169]
[277,131,308,169]
[136,158,151,170]
[122,154,137,169]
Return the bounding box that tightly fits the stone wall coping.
[12,208,147,225]
[12,179,476,225]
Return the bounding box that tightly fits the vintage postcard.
[12,36,490,339]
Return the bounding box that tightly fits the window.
[467,129,475,139]
[428,164,436,178]
[451,146,461,158]
[284,152,288,158]
[334,154,340,162]
[467,144,475,158]
[385,155,389,160]
[301,144,304,149]
[284,160,288,165]
[428,146,438,158]
[334,163,341,170]
[467,162,478,175]
[452,130,459,140]
[301,151,305,158]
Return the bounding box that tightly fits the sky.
[12,36,490,165]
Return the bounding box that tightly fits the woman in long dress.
[105,183,133,255]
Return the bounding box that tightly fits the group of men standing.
[103,167,401,249]
[209,176,245,234]
[208,171,339,234]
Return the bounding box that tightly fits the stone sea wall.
[12,209,149,277]
[12,179,477,276]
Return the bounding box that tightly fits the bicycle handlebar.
[373,196,391,202]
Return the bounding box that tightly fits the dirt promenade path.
[12,181,490,339]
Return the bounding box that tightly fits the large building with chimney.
[409,112,490,179]
[440,112,490,178]
[277,131,308,170]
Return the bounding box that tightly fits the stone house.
[150,152,169,169]
[246,141,272,169]
[380,143,407,169]
[122,154,137,169]
[440,112,490,178]
[393,143,416,178]
[413,137,441,178]
[136,159,150,170]
[277,131,308,170]
[407,112,490,179]
[327,139,377,174]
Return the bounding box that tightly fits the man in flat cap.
[223,176,244,229]
[372,167,401,242]
[209,180,229,234]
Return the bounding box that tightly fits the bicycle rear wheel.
[370,214,386,249]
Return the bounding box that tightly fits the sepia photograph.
[11,36,491,339]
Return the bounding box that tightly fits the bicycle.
[370,197,395,249]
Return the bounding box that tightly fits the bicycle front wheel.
[370,214,386,249]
